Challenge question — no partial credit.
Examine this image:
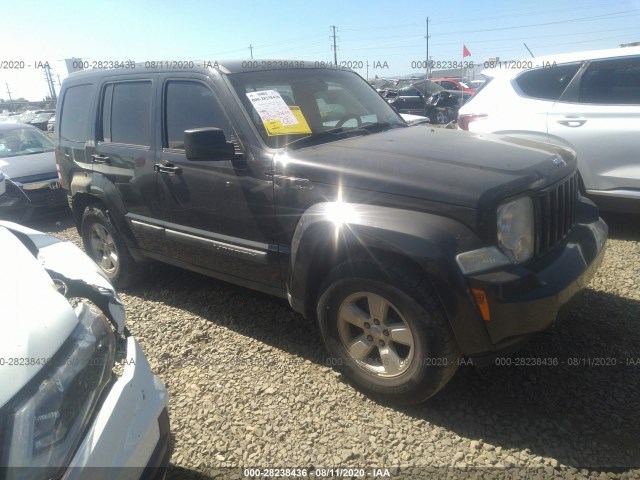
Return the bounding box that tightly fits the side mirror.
[184,128,235,161]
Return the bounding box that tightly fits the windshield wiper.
[285,126,370,149]
[285,121,406,149]
[356,121,406,133]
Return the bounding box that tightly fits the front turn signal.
[471,288,491,321]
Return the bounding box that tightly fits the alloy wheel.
[337,291,415,378]
[89,223,119,274]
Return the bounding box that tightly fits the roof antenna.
[523,43,535,58]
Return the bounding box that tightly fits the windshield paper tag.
[246,90,311,136]
[264,106,311,136]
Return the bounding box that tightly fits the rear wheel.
[317,262,460,404]
[81,204,139,288]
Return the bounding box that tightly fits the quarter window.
[579,57,640,105]
[515,63,580,101]
[101,81,152,146]
[164,81,230,149]
[59,84,92,143]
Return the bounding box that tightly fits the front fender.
[288,202,495,355]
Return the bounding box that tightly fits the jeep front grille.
[534,171,578,255]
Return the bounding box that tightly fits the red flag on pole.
[463,45,471,58]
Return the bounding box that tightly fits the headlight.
[497,196,534,263]
[2,303,115,479]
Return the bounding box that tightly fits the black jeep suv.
[55,61,606,404]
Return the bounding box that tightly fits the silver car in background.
[0,123,67,220]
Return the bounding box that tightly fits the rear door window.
[101,81,152,146]
[514,63,581,100]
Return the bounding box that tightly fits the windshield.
[0,127,55,158]
[228,68,406,148]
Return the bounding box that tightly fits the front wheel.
[317,263,460,404]
[81,204,139,288]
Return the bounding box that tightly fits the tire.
[317,261,460,405]
[81,204,139,288]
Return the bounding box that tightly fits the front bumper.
[465,198,607,357]
[63,336,170,480]
[0,178,67,219]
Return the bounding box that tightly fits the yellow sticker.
[265,106,312,136]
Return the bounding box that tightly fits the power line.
[336,4,634,32]
[428,10,640,37]
[432,2,628,25]
[337,25,639,53]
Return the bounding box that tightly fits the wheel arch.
[69,172,140,254]
[287,202,495,356]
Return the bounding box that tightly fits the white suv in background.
[458,46,640,213]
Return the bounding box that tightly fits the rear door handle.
[91,154,111,164]
[556,117,586,127]
[154,163,182,175]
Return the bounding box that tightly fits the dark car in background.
[0,123,67,220]
[387,80,469,124]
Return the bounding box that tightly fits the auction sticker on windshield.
[246,90,311,136]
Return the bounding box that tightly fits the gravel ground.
[29,209,640,480]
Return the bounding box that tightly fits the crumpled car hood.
[0,222,125,407]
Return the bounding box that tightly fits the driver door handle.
[154,163,182,175]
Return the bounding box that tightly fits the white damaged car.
[0,221,170,479]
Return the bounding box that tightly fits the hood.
[277,127,576,209]
[0,151,57,181]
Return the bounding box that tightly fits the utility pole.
[248,44,254,59]
[330,25,338,66]
[5,83,12,112]
[425,17,430,79]
[43,64,57,101]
